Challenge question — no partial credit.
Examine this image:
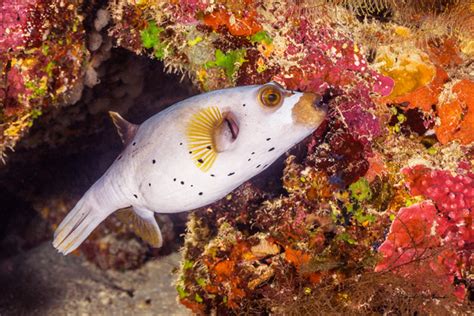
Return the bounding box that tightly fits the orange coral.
[285,247,311,267]
[426,38,463,68]
[435,79,474,145]
[378,38,462,113]
[365,152,387,182]
[203,9,261,36]
[214,259,235,280]
[180,298,205,315]
[284,247,321,284]
[390,67,448,112]
[376,47,436,99]
[209,258,246,307]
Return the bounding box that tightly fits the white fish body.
[53,82,327,254]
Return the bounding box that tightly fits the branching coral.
[375,201,469,300]
[376,164,472,300]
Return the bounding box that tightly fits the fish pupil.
[268,93,278,103]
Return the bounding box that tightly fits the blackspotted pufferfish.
[53,82,327,255]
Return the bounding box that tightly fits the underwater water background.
[1,0,473,315]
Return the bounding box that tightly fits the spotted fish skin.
[53,83,327,254]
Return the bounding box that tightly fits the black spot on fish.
[197,159,204,164]
[248,158,251,161]
[189,151,192,154]
[242,104,246,107]
[251,152,255,155]
[149,183,151,187]
[210,174,215,177]
[266,138,271,141]
[263,164,268,168]
[179,142,183,145]
[199,192,203,196]
[133,194,138,199]
[268,147,275,152]
[152,159,156,164]
[132,142,136,146]
[117,155,122,160]
[228,172,235,176]
[181,181,184,185]
[256,164,261,168]
[191,184,194,187]
[173,178,177,182]
[207,145,212,150]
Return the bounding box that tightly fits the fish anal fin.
[108,111,139,146]
[116,206,163,248]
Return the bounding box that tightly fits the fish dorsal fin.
[108,111,139,146]
[116,207,163,248]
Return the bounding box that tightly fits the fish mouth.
[311,93,328,113]
[315,87,337,112]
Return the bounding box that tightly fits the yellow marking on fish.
[186,106,223,172]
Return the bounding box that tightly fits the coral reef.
[2,0,474,313]
[1,0,90,160]
[105,0,474,313]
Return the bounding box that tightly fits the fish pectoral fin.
[116,206,163,248]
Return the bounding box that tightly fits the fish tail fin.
[53,189,116,255]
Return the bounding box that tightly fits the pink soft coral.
[376,202,468,300]
[403,165,474,216]
[376,165,473,300]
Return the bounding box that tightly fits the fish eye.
[258,85,283,108]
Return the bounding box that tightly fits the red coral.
[376,202,468,300]
[311,124,369,187]
[376,202,440,270]
[403,165,474,217]
[0,0,36,52]
[377,165,473,300]
[274,19,392,145]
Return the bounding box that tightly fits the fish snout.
[292,92,328,127]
